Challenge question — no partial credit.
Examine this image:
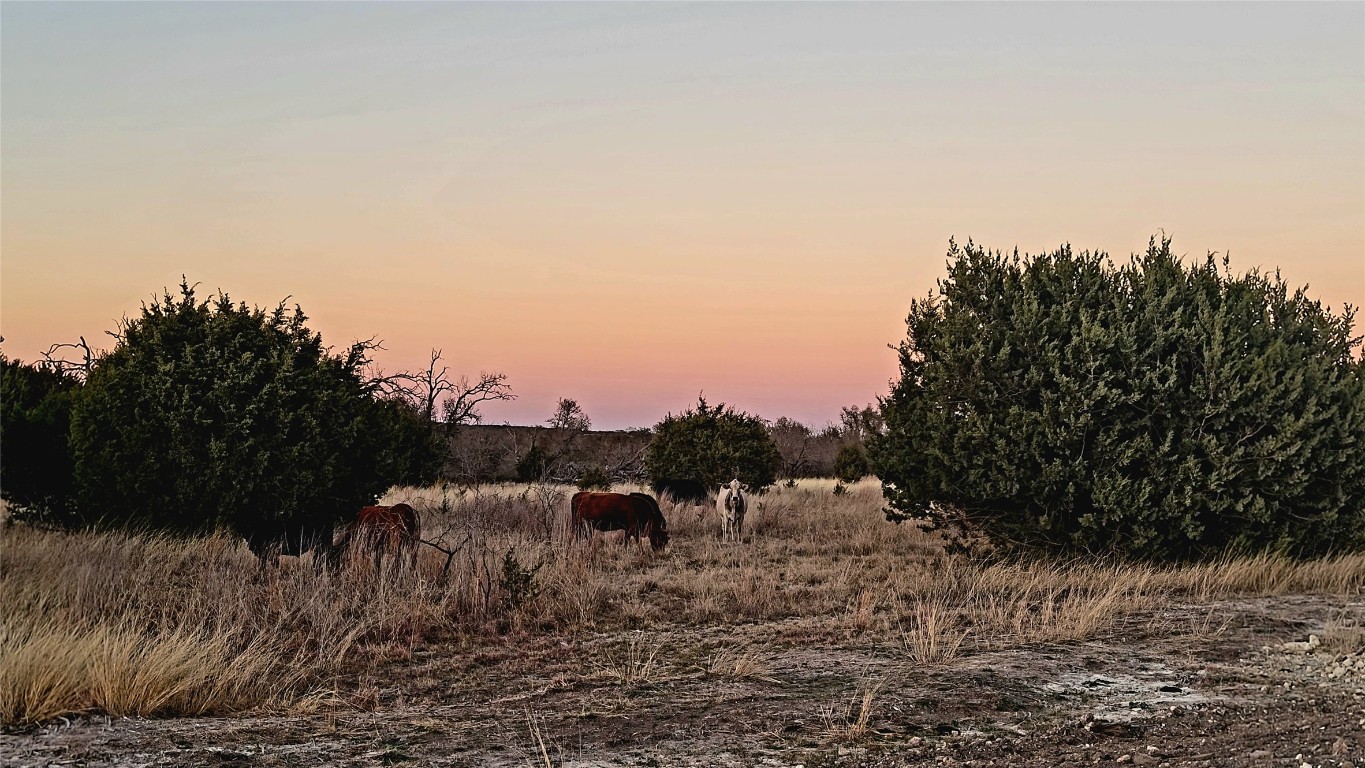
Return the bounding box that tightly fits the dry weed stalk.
[524,708,556,768]
[591,634,670,685]
[1321,611,1365,654]
[821,680,883,742]
[849,588,877,633]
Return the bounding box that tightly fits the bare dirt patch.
[5,594,1362,768]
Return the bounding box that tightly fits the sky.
[3,2,1362,430]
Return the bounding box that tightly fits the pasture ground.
[2,481,1362,766]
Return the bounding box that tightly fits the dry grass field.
[3,480,1363,766]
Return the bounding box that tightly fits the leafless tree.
[539,398,593,481]
[837,403,886,445]
[442,371,515,426]
[598,438,648,483]
[368,347,515,425]
[546,397,590,432]
[520,482,566,542]
[448,428,509,483]
[769,416,813,479]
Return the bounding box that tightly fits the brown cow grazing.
[334,503,422,572]
[571,492,669,552]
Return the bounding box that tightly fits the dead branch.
[40,337,100,380]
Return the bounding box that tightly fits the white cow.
[716,478,748,542]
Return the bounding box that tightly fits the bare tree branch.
[39,337,101,380]
[364,348,515,427]
[442,370,516,426]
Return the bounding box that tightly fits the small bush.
[576,466,612,491]
[516,444,547,482]
[833,444,869,483]
[499,550,541,610]
[646,397,782,491]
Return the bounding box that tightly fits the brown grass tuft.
[705,644,780,683]
[590,634,673,686]
[821,680,882,742]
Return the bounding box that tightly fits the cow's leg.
[252,540,282,576]
[324,540,344,573]
[327,528,350,573]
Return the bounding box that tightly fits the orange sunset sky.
[2,3,1362,429]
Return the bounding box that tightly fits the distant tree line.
[444,403,880,488]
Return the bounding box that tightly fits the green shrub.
[499,549,541,610]
[0,358,80,524]
[576,466,612,491]
[515,443,547,482]
[68,282,441,544]
[833,443,869,483]
[869,237,1365,560]
[646,397,782,491]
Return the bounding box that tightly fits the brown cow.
[334,503,422,572]
[571,492,669,552]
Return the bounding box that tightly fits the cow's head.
[649,525,670,552]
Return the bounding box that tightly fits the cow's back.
[352,503,421,546]
[573,492,631,530]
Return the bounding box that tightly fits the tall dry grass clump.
[0,619,289,725]
[0,484,570,726]
[4,477,1362,726]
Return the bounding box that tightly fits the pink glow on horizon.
[2,4,1361,430]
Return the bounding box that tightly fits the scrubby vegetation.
[4,480,1362,726]
[4,248,1361,738]
[871,237,1365,560]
